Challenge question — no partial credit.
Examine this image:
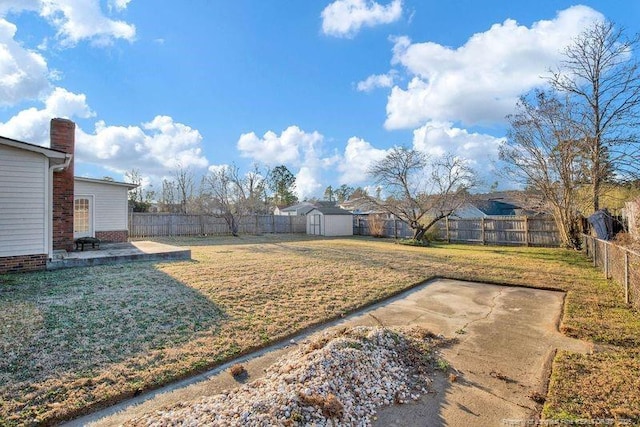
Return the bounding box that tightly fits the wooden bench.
[74,237,101,251]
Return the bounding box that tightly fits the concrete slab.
[66,279,591,427]
[46,241,191,270]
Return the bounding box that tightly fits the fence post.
[624,251,630,304]
[593,239,597,267]
[481,217,486,245]
[446,217,450,243]
[394,219,398,239]
[583,235,588,257]
[524,216,529,246]
[604,243,609,279]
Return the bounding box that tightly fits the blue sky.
[1,1,638,199]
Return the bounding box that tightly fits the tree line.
[125,19,639,248]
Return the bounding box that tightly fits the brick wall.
[0,254,47,274]
[51,118,75,252]
[95,230,129,243]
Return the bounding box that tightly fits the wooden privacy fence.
[439,216,560,246]
[354,216,560,247]
[130,213,307,238]
[582,234,640,310]
[353,217,412,238]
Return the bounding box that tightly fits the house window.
[74,198,90,234]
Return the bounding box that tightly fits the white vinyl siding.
[0,145,47,257]
[74,180,130,231]
[306,209,353,237]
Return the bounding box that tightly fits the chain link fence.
[583,234,640,310]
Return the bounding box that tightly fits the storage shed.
[306,206,353,237]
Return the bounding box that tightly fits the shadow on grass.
[0,263,228,426]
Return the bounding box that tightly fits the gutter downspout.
[47,154,73,260]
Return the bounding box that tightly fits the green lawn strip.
[0,237,638,425]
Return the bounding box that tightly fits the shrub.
[368,214,386,238]
[229,363,247,378]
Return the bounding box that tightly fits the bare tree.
[158,179,177,212]
[244,164,269,214]
[549,20,640,212]
[500,90,586,249]
[174,165,195,214]
[367,147,477,242]
[124,168,154,212]
[200,165,265,236]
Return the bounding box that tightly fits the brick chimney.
[51,118,75,252]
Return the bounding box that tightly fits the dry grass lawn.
[0,234,639,425]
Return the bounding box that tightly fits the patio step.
[46,241,191,270]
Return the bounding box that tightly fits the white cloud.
[207,163,230,175]
[411,121,505,186]
[0,1,40,15]
[237,125,324,166]
[0,88,209,177]
[0,87,94,142]
[79,115,208,175]
[356,71,396,92]
[295,166,324,199]
[237,125,339,199]
[337,136,389,184]
[0,18,50,106]
[385,5,604,129]
[0,0,136,47]
[321,0,402,38]
[108,0,132,12]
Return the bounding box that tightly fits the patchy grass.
[1,234,639,425]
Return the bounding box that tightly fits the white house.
[274,202,315,216]
[0,118,135,273]
[73,177,136,242]
[306,206,353,237]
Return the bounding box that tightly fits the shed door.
[74,196,94,238]
[309,214,322,235]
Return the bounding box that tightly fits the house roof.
[339,197,386,214]
[279,202,314,212]
[74,176,138,189]
[474,199,520,216]
[297,205,315,215]
[0,136,70,166]
[309,206,353,216]
[450,203,487,218]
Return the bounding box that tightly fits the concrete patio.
[46,241,191,270]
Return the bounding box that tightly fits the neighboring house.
[0,118,136,274]
[306,206,353,237]
[274,202,315,216]
[472,192,547,217]
[339,197,388,216]
[443,202,486,219]
[275,201,338,216]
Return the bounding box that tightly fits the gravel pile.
[125,326,443,426]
